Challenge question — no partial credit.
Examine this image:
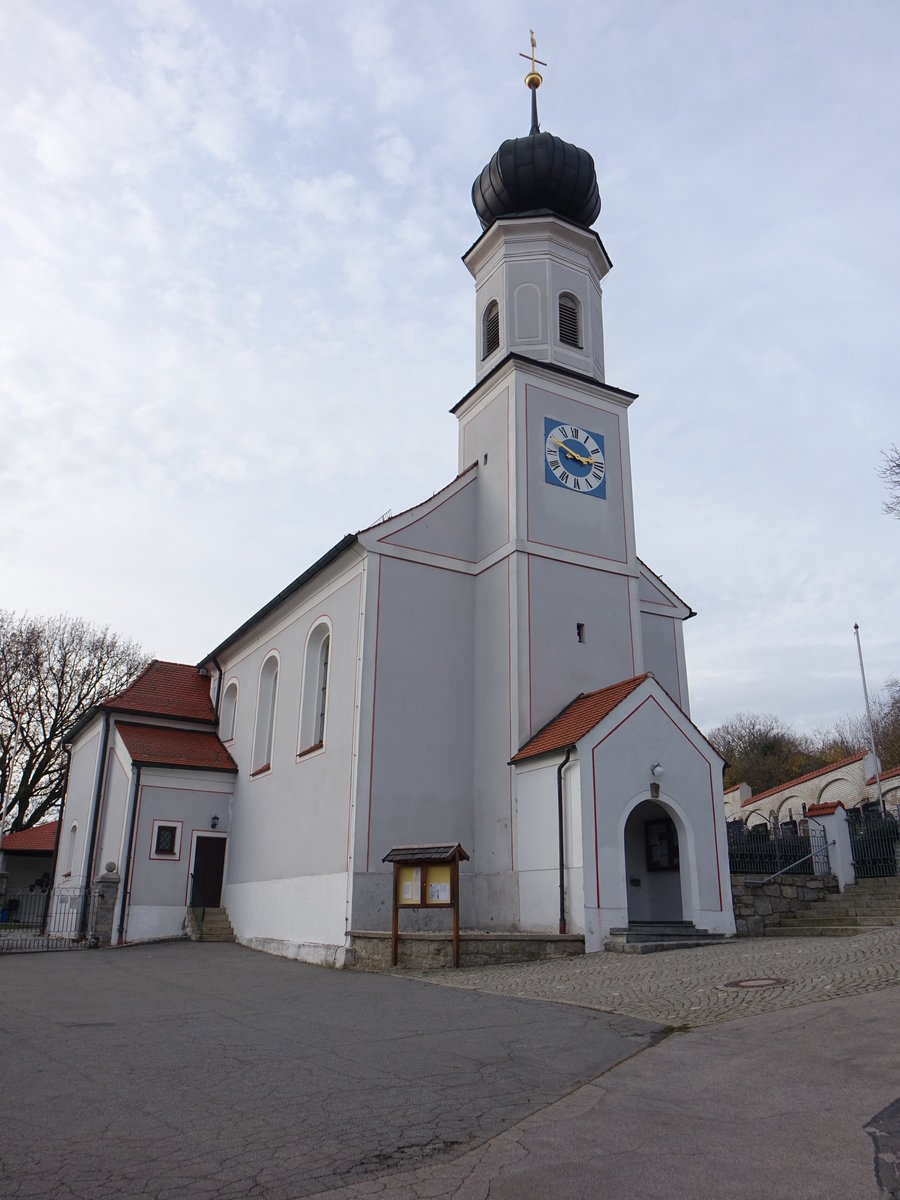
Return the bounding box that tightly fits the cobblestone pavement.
[401,928,900,1027]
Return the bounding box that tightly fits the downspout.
[79,711,110,937]
[116,763,142,945]
[210,656,223,724]
[557,746,573,935]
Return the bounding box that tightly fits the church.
[53,71,735,961]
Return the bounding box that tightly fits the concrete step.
[765,926,864,938]
[201,907,235,943]
[781,914,865,926]
[604,937,728,954]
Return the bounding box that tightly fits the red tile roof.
[867,764,900,786]
[511,675,648,763]
[741,752,867,807]
[104,661,215,722]
[1,820,59,853]
[806,801,845,817]
[116,723,237,772]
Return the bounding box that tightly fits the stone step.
[765,926,864,938]
[781,914,865,926]
[608,922,712,936]
[604,937,728,954]
[201,907,235,943]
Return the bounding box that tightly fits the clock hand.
[551,436,594,466]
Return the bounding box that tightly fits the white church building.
[54,79,735,961]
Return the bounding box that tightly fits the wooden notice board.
[383,844,469,967]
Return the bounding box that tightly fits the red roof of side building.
[0,820,59,853]
[867,764,900,786]
[511,675,649,763]
[104,661,215,722]
[116,724,237,772]
[740,752,867,807]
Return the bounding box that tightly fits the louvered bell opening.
[483,302,500,358]
[558,295,581,348]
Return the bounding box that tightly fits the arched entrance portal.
[624,800,683,924]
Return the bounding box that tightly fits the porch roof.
[117,723,238,773]
[0,820,59,853]
[511,675,648,763]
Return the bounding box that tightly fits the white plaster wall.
[220,560,364,908]
[125,906,189,942]
[353,554,475,927]
[524,555,637,737]
[579,685,733,950]
[224,872,349,961]
[640,612,686,711]
[53,725,102,887]
[127,780,232,919]
[95,742,131,878]
[521,380,633,564]
[515,757,584,934]
[471,557,519,928]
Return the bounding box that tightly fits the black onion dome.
[472,129,601,232]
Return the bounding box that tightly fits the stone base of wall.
[731,873,839,936]
[347,930,585,971]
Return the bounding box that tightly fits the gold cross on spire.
[519,29,547,91]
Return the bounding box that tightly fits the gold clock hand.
[551,436,593,466]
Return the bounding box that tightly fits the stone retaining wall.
[348,930,585,970]
[731,872,839,936]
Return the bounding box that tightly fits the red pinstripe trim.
[346,573,363,872]
[365,557,383,872]
[526,554,533,737]
[507,556,515,868]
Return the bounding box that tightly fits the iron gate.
[849,811,899,878]
[0,886,99,953]
[726,822,829,877]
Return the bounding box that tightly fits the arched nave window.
[252,654,279,775]
[299,623,331,754]
[220,680,238,743]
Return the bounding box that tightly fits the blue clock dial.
[544,419,606,497]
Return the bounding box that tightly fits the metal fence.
[726,822,827,877]
[849,810,899,878]
[0,886,99,954]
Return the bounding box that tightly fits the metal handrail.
[745,840,835,886]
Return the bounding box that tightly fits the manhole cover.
[724,977,790,990]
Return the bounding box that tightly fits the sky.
[1,0,898,738]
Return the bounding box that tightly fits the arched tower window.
[220,680,238,743]
[558,293,582,348]
[64,821,78,875]
[482,300,500,359]
[299,623,331,754]
[252,654,279,775]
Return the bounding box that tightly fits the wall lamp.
[210,814,220,830]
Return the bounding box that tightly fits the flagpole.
[854,623,886,816]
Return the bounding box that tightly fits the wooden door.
[190,837,226,907]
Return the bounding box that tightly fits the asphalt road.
[0,942,658,1199]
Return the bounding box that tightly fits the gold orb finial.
[519,29,546,90]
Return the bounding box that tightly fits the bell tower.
[465,47,611,386]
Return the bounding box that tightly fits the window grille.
[155,825,177,855]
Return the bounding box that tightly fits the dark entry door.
[190,837,226,907]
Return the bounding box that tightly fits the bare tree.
[0,612,148,833]
[707,712,824,793]
[877,444,900,518]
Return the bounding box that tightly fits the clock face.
[544,419,606,497]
